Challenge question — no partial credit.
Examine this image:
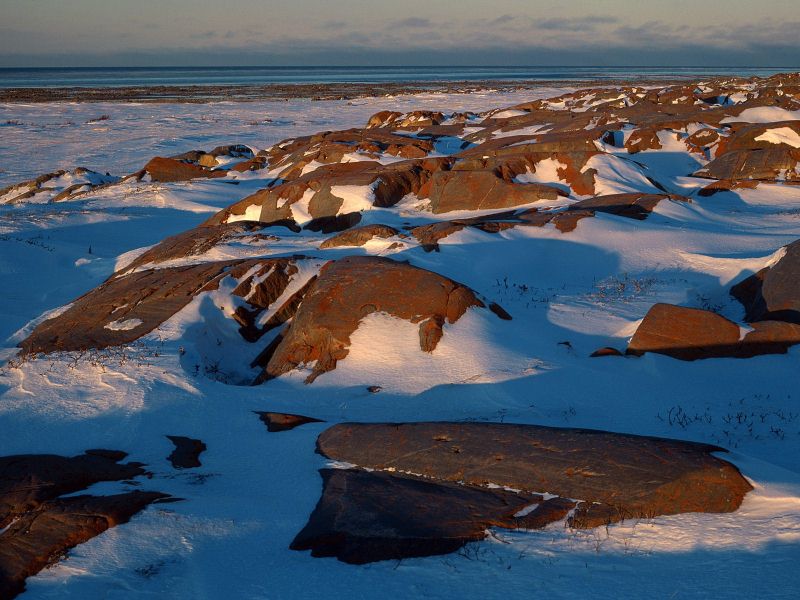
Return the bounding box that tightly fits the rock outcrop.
[0,450,169,599]
[255,411,324,432]
[260,256,494,383]
[626,303,800,360]
[290,422,752,563]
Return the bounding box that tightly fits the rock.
[426,168,561,213]
[166,436,206,468]
[315,422,752,527]
[143,156,227,183]
[20,257,307,354]
[319,224,400,248]
[624,128,662,153]
[121,222,271,272]
[366,110,403,129]
[367,385,382,393]
[590,346,623,357]
[0,492,169,600]
[0,168,119,205]
[0,450,169,599]
[568,193,688,220]
[627,303,800,360]
[291,468,560,564]
[1,450,147,521]
[731,240,800,323]
[260,256,491,383]
[255,411,323,432]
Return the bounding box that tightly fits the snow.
[1,84,800,599]
[104,318,144,331]
[754,127,800,148]
[721,106,800,123]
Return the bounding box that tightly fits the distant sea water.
[0,66,792,88]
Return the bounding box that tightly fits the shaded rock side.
[0,492,168,599]
[0,450,168,599]
[262,256,491,383]
[731,240,800,324]
[291,468,571,564]
[256,411,324,432]
[316,421,752,525]
[166,436,206,469]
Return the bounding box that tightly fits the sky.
[1,0,799,67]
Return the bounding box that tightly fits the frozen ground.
[1,88,799,599]
[0,87,569,188]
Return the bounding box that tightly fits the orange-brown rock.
[627,303,800,360]
[19,258,300,354]
[426,169,561,213]
[319,224,400,248]
[143,156,227,182]
[295,421,752,563]
[261,256,493,382]
[0,450,169,599]
[625,128,663,153]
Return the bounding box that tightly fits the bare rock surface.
[256,411,324,432]
[731,239,800,323]
[291,421,752,563]
[262,256,492,382]
[166,436,207,468]
[627,303,800,360]
[0,450,169,599]
[291,468,561,564]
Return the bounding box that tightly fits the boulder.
[255,411,324,432]
[260,256,493,383]
[568,193,688,220]
[19,258,301,354]
[731,240,800,323]
[166,436,206,469]
[0,450,169,599]
[291,468,567,564]
[319,224,400,248]
[315,422,751,526]
[143,156,227,183]
[426,169,561,213]
[627,303,800,360]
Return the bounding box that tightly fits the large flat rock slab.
[291,468,573,564]
[316,422,752,525]
[0,450,170,599]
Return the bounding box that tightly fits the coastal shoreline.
[0,77,724,103]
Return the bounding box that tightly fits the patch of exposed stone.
[0,450,170,599]
[259,256,501,383]
[255,411,324,432]
[291,422,752,563]
[627,238,800,360]
[166,436,207,469]
[19,258,305,354]
[0,168,119,205]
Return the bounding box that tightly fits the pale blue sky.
[1,0,799,67]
